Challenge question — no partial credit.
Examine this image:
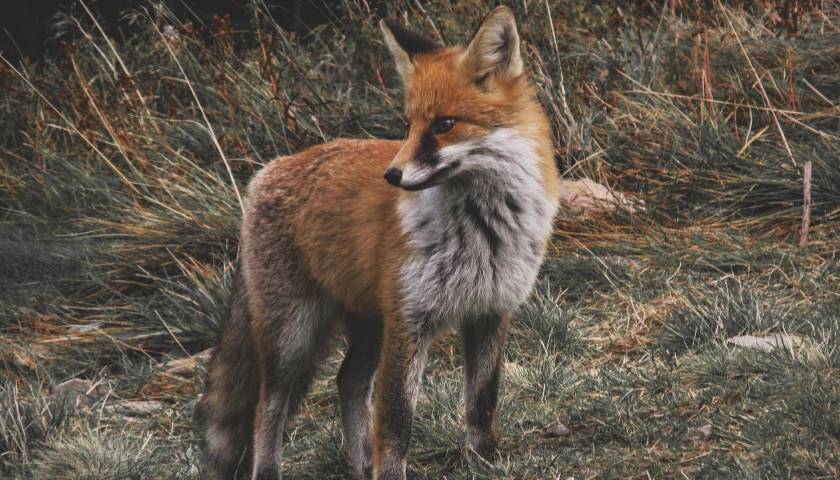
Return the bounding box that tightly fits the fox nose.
[384,167,402,186]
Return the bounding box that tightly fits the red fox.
[202,6,559,479]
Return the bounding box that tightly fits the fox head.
[380,6,551,191]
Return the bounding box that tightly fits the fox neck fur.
[397,127,557,334]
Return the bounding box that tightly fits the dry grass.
[1,1,839,478]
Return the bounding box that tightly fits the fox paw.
[464,438,500,465]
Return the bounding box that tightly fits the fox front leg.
[338,314,383,479]
[371,320,429,480]
[461,312,511,460]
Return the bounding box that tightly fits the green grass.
[1,0,839,478]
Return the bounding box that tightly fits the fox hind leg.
[337,313,383,479]
[203,269,258,480]
[251,296,336,480]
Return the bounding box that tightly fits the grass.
[1,0,838,478]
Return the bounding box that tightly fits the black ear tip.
[381,17,399,33]
[380,17,442,56]
[385,17,400,28]
[382,17,413,38]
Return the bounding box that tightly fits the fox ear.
[465,6,523,83]
[380,18,441,82]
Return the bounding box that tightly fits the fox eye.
[432,117,456,134]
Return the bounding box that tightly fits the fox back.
[202,6,559,480]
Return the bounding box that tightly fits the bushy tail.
[202,268,259,479]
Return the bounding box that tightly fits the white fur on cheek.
[401,163,435,186]
[398,128,558,333]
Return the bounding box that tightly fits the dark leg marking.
[338,314,383,479]
[373,328,428,479]
[461,313,511,460]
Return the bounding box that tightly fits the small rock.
[110,400,166,415]
[688,423,712,440]
[558,178,644,214]
[54,378,92,395]
[544,420,571,437]
[727,334,803,352]
[163,348,213,374]
[68,322,102,333]
[52,378,108,405]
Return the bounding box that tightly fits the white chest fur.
[397,129,557,332]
